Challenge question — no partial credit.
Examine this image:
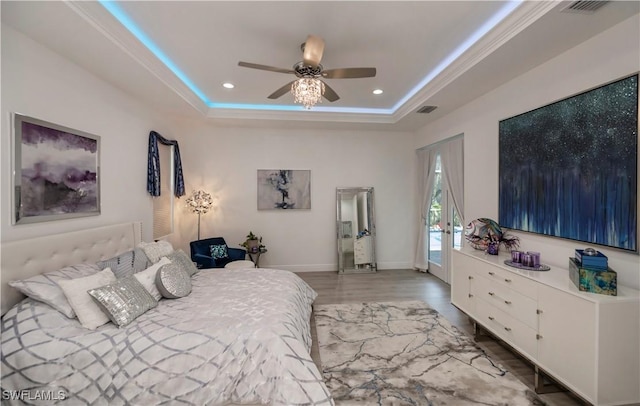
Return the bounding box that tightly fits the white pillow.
[8,263,100,318]
[138,241,174,263]
[134,257,170,301]
[58,268,117,330]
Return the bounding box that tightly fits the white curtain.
[414,147,439,270]
[440,137,464,223]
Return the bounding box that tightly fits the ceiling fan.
[238,35,376,104]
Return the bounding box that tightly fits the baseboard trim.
[378,261,413,270]
[266,261,414,273]
[270,264,337,273]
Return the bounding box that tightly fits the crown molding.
[65,1,208,115]
[393,1,559,122]
[207,107,396,125]
[65,1,556,125]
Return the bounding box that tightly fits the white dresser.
[354,235,374,265]
[452,247,640,406]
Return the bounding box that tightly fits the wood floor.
[296,269,587,406]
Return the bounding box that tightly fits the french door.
[427,155,462,284]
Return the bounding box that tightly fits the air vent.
[417,105,438,114]
[561,1,609,14]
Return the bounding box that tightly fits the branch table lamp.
[186,190,213,240]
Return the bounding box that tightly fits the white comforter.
[1,268,333,405]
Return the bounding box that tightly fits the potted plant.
[240,231,265,253]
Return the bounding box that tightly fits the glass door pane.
[452,206,462,250]
[428,156,442,267]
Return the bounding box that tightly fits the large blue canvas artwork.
[499,75,638,252]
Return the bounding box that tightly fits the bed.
[1,222,333,405]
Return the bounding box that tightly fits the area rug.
[314,301,544,405]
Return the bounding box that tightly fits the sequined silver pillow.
[88,276,157,328]
[155,263,192,299]
[166,249,199,276]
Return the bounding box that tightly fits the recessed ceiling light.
[101,0,521,115]
[373,89,383,95]
[223,83,235,89]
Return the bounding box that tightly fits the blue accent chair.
[190,237,247,269]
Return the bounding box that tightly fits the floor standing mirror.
[336,187,376,274]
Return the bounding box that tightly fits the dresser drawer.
[475,275,538,329]
[476,299,538,359]
[477,261,538,299]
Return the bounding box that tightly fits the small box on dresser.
[569,257,617,296]
[575,249,608,270]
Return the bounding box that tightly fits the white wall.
[0,24,415,273]
[415,16,640,289]
[169,117,415,272]
[1,26,174,243]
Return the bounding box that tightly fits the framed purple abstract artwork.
[13,114,100,224]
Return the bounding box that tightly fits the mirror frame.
[336,187,376,274]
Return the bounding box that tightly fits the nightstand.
[247,250,267,267]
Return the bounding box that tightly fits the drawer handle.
[488,292,511,305]
[468,294,474,298]
[504,327,512,332]
[488,316,495,321]
[504,278,512,283]
[468,276,473,280]
[488,272,495,276]
[536,334,543,340]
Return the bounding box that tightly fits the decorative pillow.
[97,248,151,279]
[155,263,192,299]
[8,263,101,318]
[57,268,117,330]
[138,241,174,263]
[210,244,229,260]
[88,276,157,327]
[166,249,199,277]
[133,257,171,301]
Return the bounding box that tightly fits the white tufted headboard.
[1,222,142,316]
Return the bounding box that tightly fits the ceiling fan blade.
[322,81,340,102]
[322,67,377,79]
[303,35,325,67]
[268,81,296,99]
[238,61,295,74]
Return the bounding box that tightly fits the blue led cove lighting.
[100,0,522,115]
[393,0,522,110]
[99,1,212,105]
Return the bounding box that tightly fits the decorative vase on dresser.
[451,247,640,406]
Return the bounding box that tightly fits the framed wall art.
[499,74,638,251]
[13,114,100,224]
[257,169,311,210]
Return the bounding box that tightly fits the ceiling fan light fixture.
[292,78,325,109]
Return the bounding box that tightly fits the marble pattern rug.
[315,301,544,405]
